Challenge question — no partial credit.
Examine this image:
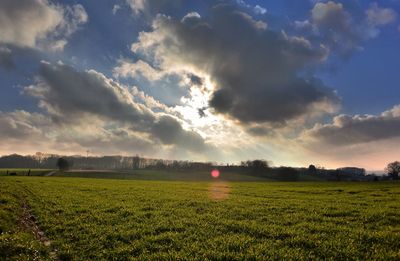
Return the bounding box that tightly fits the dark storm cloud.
[133,4,338,124]
[23,62,210,153]
[151,116,207,151]
[305,105,400,145]
[25,62,155,126]
[62,127,158,155]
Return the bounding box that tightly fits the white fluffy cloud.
[113,59,167,81]
[0,0,87,51]
[304,105,400,145]
[126,0,183,16]
[311,1,363,54]
[365,2,397,38]
[299,105,400,170]
[366,3,397,26]
[296,1,398,56]
[126,0,146,14]
[254,5,267,15]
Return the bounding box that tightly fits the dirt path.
[19,201,52,247]
[44,170,57,176]
[19,199,59,259]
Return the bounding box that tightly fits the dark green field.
[54,169,274,182]
[0,169,53,176]
[1,174,399,260]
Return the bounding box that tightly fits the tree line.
[1,153,399,181]
[0,153,216,171]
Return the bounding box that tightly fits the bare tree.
[386,161,400,180]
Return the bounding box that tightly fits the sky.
[0,0,399,171]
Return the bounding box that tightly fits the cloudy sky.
[1,0,399,171]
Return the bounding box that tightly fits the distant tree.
[386,161,400,180]
[0,154,37,168]
[241,160,269,172]
[132,155,141,169]
[335,169,342,181]
[171,160,180,170]
[252,160,269,171]
[308,165,317,175]
[56,158,70,171]
[155,160,166,170]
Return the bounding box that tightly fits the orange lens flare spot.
[208,181,230,200]
[211,169,220,178]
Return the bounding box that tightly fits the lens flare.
[208,182,230,200]
[211,169,220,178]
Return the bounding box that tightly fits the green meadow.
[1,175,400,260]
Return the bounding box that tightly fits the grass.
[0,178,48,260]
[1,168,326,182]
[1,176,399,260]
[0,168,54,176]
